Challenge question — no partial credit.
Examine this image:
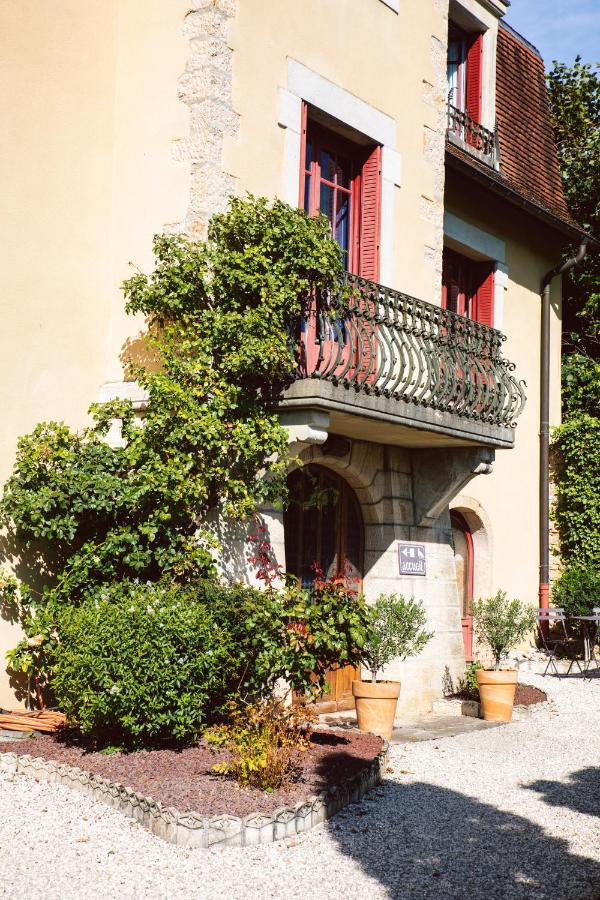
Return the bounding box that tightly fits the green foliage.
[205,699,316,790]
[456,661,483,700]
[360,594,433,682]
[50,581,232,748]
[552,562,600,622]
[471,591,537,670]
[547,59,599,356]
[5,573,369,746]
[552,414,600,566]
[561,353,600,419]
[0,196,345,616]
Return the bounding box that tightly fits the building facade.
[0,0,584,713]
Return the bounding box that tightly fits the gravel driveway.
[0,673,598,900]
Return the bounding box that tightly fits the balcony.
[281,274,526,450]
[447,102,499,169]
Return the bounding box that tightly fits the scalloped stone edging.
[0,741,389,848]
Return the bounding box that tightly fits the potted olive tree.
[471,590,537,722]
[353,594,433,740]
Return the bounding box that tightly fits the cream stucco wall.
[0,0,190,706]
[445,177,565,611]
[225,0,449,301]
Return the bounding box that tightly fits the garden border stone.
[0,740,388,848]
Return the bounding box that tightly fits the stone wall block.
[177,812,209,848]
[311,792,328,826]
[271,806,294,840]
[243,812,275,845]
[208,814,243,847]
[294,800,313,834]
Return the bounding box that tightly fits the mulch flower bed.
[0,728,382,818]
[449,684,547,706]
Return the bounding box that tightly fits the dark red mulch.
[448,683,547,707]
[0,728,382,818]
[513,683,547,706]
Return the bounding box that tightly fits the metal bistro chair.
[537,608,584,678]
[584,607,600,675]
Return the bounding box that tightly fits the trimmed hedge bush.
[50,577,369,748]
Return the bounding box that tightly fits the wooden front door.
[284,464,364,711]
[451,510,474,661]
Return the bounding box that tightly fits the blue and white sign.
[398,542,426,576]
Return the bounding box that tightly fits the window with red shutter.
[299,109,381,278]
[465,33,483,124]
[442,248,495,327]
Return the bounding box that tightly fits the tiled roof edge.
[500,21,543,62]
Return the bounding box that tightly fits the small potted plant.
[471,590,537,722]
[353,594,433,740]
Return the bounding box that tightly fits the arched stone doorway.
[451,509,474,661]
[284,463,364,711]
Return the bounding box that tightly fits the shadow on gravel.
[321,755,600,899]
[526,767,600,819]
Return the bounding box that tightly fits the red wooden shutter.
[358,144,382,282]
[475,264,495,327]
[465,33,483,123]
[298,101,308,207]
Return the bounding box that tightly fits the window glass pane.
[335,192,350,256]
[305,138,312,170]
[320,148,336,183]
[319,183,335,233]
[304,174,311,212]
[336,155,351,188]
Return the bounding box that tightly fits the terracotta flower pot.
[476,668,517,722]
[352,680,400,740]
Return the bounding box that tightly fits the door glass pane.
[305,138,313,170]
[320,472,339,579]
[452,525,470,618]
[319,183,335,232]
[303,173,311,212]
[319,148,336,183]
[336,154,351,188]
[335,192,350,271]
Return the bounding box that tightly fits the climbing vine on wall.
[0,196,345,610]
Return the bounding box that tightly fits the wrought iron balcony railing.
[292,275,526,430]
[447,102,499,166]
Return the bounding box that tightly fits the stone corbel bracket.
[413,447,495,527]
[0,741,388,848]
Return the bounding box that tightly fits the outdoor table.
[570,615,600,670]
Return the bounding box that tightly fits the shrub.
[23,574,369,747]
[361,594,433,682]
[552,414,600,568]
[471,591,537,670]
[50,581,232,748]
[456,661,483,700]
[205,571,371,702]
[205,699,317,790]
[552,562,600,623]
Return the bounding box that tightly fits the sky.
[504,0,599,68]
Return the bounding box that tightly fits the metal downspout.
[539,240,588,612]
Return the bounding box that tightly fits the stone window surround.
[443,211,507,332]
[277,60,402,289]
[449,0,505,131]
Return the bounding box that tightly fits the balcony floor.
[281,379,516,449]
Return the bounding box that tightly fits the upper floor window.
[447,26,483,123]
[442,248,495,327]
[299,106,381,281]
[446,25,498,165]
